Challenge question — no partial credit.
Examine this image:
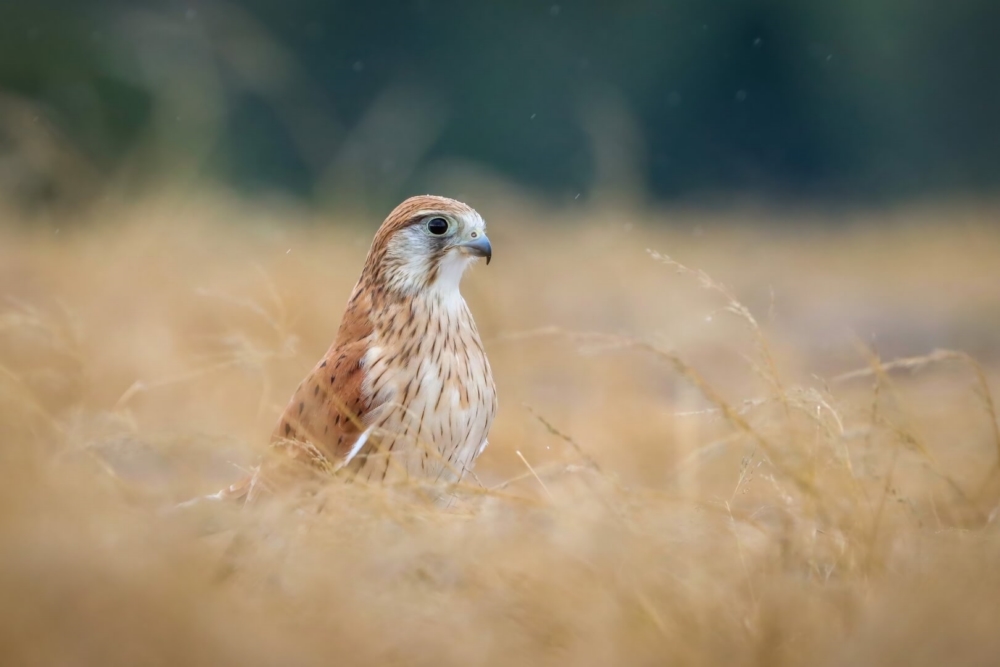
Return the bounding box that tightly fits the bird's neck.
[362,252,474,301]
[350,275,472,340]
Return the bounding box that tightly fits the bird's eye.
[427,217,449,235]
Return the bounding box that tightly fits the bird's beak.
[457,234,492,265]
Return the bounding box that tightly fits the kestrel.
[212,195,497,502]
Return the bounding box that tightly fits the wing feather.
[216,286,377,502]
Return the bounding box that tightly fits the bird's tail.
[173,469,259,510]
[170,439,332,527]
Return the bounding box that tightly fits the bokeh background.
[3,0,1000,212]
[2,3,1000,666]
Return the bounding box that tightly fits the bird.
[206,195,497,503]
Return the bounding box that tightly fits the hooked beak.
[457,234,492,265]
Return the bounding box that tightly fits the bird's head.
[363,195,492,297]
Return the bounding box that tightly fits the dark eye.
[427,217,449,235]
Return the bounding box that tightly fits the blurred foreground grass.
[1,190,1000,666]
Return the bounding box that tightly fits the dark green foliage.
[1,0,998,209]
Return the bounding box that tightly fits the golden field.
[1,189,999,666]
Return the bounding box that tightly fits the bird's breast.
[353,297,496,483]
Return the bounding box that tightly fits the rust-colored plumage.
[215,195,496,502]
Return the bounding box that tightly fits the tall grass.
[1,191,999,666]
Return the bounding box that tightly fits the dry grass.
[2,189,1000,666]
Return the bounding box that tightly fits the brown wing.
[217,287,376,502]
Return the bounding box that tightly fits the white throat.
[428,250,476,301]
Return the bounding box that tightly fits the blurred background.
[2,0,999,214]
[3,4,1000,665]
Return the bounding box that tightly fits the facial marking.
[377,203,487,296]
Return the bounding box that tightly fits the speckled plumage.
[218,195,496,501]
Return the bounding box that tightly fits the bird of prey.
[211,195,497,502]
